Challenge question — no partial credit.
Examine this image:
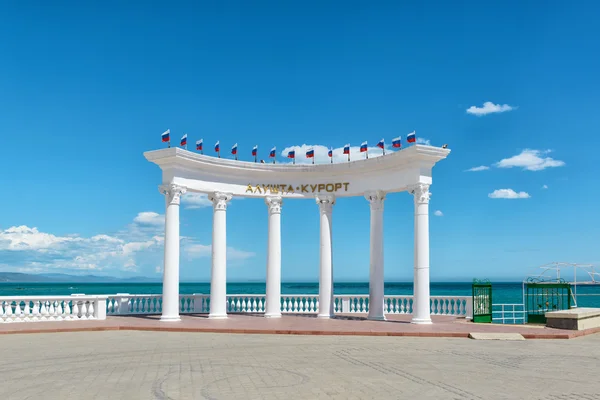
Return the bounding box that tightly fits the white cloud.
[0,211,254,274]
[542,184,548,189]
[465,165,490,172]
[181,193,212,209]
[466,101,515,116]
[494,149,565,171]
[416,137,431,145]
[133,212,164,226]
[488,189,531,199]
[0,226,81,251]
[434,210,443,217]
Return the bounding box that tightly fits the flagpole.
[254,155,257,163]
[366,151,368,160]
[218,151,220,158]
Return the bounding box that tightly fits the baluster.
[292,298,298,313]
[0,301,5,321]
[30,301,40,321]
[13,301,22,322]
[55,301,63,320]
[40,301,48,320]
[82,302,89,319]
[251,298,257,312]
[64,300,71,319]
[88,301,95,319]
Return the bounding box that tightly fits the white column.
[410,183,432,324]
[316,195,335,318]
[365,191,386,321]
[208,192,232,319]
[264,196,283,318]
[159,184,186,322]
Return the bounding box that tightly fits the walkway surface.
[2,313,600,339]
[1,330,599,400]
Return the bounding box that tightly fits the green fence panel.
[472,279,492,323]
[525,278,572,324]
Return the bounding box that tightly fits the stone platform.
[546,307,600,330]
[2,313,600,339]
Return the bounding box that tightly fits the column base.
[411,317,432,324]
[159,315,181,322]
[367,314,387,321]
[317,313,334,319]
[264,313,282,318]
[208,313,228,319]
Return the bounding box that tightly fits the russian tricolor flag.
[287,150,295,159]
[231,143,238,155]
[269,147,276,158]
[161,129,170,143]
[180,134,187,147]
[215,141,220,152]
[407,131,416,143]
[328,148,333,158]
[306,149,314,158]
[252,145,258,156]
[377,139,385,149]
[343,144,350,154]
[392,137,401,148]
[196,139,203,151]
[360,141,368,152]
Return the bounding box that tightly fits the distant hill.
[0,272,159,283]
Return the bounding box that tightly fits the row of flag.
[160,130,416,163]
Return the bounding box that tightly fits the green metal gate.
[472,279,492,323]
[525,278,572,324]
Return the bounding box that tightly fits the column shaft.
[160,184,186,322]
[316,196,335,318]
[265,196,282,317]
[209,192,232,319]
[366,192,385,320]
[411,184,432,324]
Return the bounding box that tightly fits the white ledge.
[144,144,450,198]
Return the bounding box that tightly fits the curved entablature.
[144,144,450,198]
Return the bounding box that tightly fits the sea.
[2,281,600,307]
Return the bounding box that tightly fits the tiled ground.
[1,330,599,400]
[1,313,599,339]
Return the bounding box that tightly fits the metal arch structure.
[522,262,600,308]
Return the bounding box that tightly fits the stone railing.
[105,294,472,318]
[0,294,471,323]
[0,295,107,323]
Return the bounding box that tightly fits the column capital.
[409,183,431,204]
[365,191,386,210]
[265,196,283,214]
[209,192,233,211]
[316,195,335,214]
[159,184,187,205]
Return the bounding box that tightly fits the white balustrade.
[0,296,107,323]
[2,294,472,322]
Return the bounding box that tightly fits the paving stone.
[0,331,599,399]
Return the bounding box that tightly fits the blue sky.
[1,1,599,282]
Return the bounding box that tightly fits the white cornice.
[144,145,450,198]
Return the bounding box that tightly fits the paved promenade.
[1,330,599,400]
